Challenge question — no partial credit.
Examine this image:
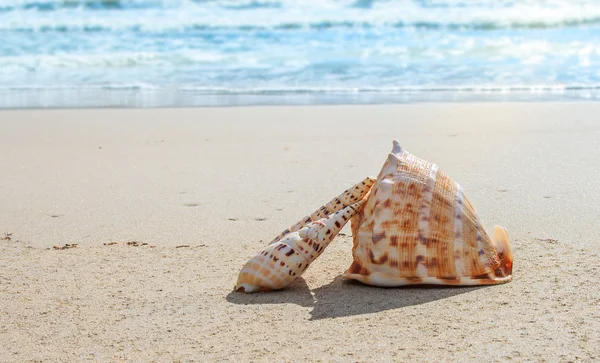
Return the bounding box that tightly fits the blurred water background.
[2,0,600,107]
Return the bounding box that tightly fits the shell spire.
[299,200,363,249]
[343,141,513,286]
[269,176,376,245]
[236,200,365,293]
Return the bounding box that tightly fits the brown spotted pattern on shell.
[236,178,374,293]
[269,176,376,245]
[343,141,513,286]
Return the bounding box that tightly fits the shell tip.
[235,282,258,293]
[391,140,403,154]
[235,282,273,293]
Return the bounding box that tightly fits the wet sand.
[1,103,599,361]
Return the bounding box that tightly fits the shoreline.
[2,88,600,109]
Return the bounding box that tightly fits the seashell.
[269,177,376,245]
[236,178,375,293]
[343,141,513,286]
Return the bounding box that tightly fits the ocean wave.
[4,84,600,93]
[0,51,244,70]
[0,0,185,12]
[0,0,283,12]
[2,0,600,32]
[1,37,595,71]
[177,85,600,94]
[4,18,600,33]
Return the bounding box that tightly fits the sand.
[0,103,598,361]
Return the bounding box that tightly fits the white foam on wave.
[1,37,597,72]
[0,50,252,72]
[2,0,600,31]
[4,83,600,93]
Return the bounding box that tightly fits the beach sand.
[0,103,598,361]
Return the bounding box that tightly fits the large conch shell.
[343,141,513,286]
[236,177,376,293]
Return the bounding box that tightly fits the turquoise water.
[2,0,600,107]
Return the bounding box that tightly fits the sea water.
[1,0,600,107]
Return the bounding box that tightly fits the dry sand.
[0,103,598,361]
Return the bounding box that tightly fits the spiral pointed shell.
[270,176,376,244]
[236,200,365,293]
